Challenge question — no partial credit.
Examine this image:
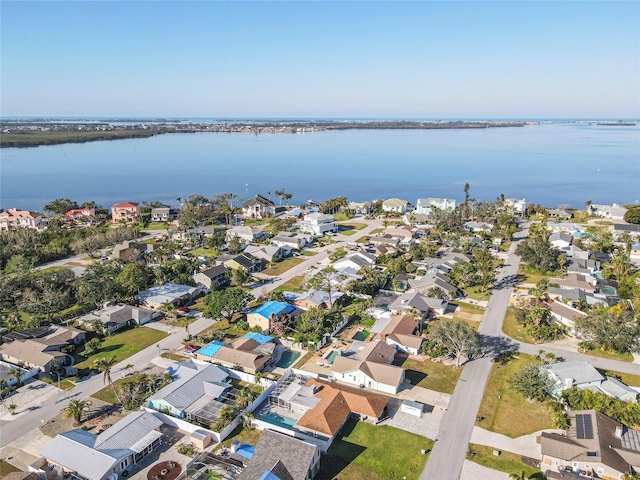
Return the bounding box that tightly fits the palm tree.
[0,380,12,412]
[178,317,191,338]
[123,363,134,375]
[241,410,255,428]
[94,356,121,403]
[253,371,266,392]
[162,372,173,385]
[8,367,23,387]
[235,388,255,409]
[62,399,88,426]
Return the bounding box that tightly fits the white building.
[382,198,414,214]
[300,213,338,236]
[589,203,628,220]
[415,198,456,215]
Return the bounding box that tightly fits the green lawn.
[502,307,538,344]
[395,357,462,394]
[455,302,485,314]
[41,376,75,390]
[262,257,306,276]
[185,247,218,258]
[221,424,263,448]
[161,352,187,362]
[355,236,371,244]
[581,347,634,363]
[145,222,170,230]
[272,275,306,292]
[319,419,432,480]
[516,267,555,285]
[0,460,22,476]
[337,223,367,236]
[465,285,492,301]
[75,327,168,373]
[475,354,554,438]
[301,250,316,257]
[467,444,543,479]
[91,376,131,404]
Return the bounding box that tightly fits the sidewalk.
[470,426,562,459]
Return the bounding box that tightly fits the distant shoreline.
[0,120,527,148]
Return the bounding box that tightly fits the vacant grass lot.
[318,419,433,480]
[475,354,554,438]
[516,267,555,285]
[337,222,367,236]
[467,444,543,479]
[395,357,461,394]
[91,376,130,404]
[262,257,305,276]
[465,285,492,301]
[272,275,306,292]
[502,306,538,344]
[75,327,168,373]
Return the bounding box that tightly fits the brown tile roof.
[380,314,416,338]
[111,202,139,208]
[547,301,587,322]
[212,346,269,371]
[357,340,396,364]
[231,337,260,351]
[0,339,65,369]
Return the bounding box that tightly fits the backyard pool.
[325,350,341,364]
[275,350,301,368]
[352,330,370,341]
[259,412,296,430]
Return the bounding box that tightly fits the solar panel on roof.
[583,414,594,439]
[576,414,594,439]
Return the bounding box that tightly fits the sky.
[1,1,639,118]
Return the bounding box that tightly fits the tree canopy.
[508,363,552,401]
[202,287,253,322]
[429,320,479,367]
[515,236,561,272]
[574,305,640,354]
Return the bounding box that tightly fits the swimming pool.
[259,412,296,430]
[275,350,300,368]
[326,350,341,364]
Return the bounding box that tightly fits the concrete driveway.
[0,379,59,422]
[380,397,445,440]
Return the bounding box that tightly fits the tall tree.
[574,306,640,354]
[472,247,495,293]
[429,320,480,367]
[8,367,23,387]
[515,236,561,272]
[307,266,345,308]
[94,356,121,403]
[43,198,79,216]
[508,363,552,401]
[202,287,253,322]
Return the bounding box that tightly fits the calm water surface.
[1,123,638,210]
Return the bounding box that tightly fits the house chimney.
[615,425,623,438]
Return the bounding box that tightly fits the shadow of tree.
[477,334,520,359]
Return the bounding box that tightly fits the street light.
[156,343,161,357]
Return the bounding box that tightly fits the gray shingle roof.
[542,361,605,386]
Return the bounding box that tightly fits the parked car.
[177,306,190,314]
[183,344,198,353]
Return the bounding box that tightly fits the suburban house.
[224,252,263,273]
[197,333,275,374]
[548,287,615,308]
[541,361,638,402]
[549,273,597,294]
[247,301,298,334]
[283,290,345,310]
[226,226,267,243]
[300,213,338,236]
[546,301,587,334]
[588,203,628,220]
[193,265,231,290]
[549,231,573,249]
[271,231,315,250]
[504,197,527,216]
[76,304,161,334]
[368,234,400,248]
[547,208,573,219]
[382,198,413,214]
[244,244,289,263]
[541,410,640,479]
[242,195,276,219]
[333,251,376,272]
[383,225,416,247]
[144,362,237,430]
[408,272,460,298]
[389,291,448,317]
[0,326,84,373]
[0,208,43,230]
[111,240,152,262]
[614,223,640,240]
[331,341,405,394]
[415,198,456,215]
[403,212,431,226]
[150,205,178,222]
[379,314,424,355]
[463,221,494,233]
[34,411,165,480]
[256,373,389,451]
[374,244,400,257]
[111,202,140,224]
[64,207,95,222]
[136,282,200,309]
[239,429,321,480]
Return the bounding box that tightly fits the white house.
[333,251,376,272]
[271,231,314,250]
[300,213,338,236]
[588,203,628,220]
[76,304,161,334]
[0,208,43,231]
[382,198,413,214]
[549,231,573,249]
[242,195,276,219]
[379,314,424,355]
[226,226,267,243]
[415,198,456,215]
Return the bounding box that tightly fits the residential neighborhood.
[0,194,639,480]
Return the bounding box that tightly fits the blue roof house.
[247,301,296,334]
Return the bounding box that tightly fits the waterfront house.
[300,213,338,236]
[540,410,640,479]
[382,198,414,214]
[239,429,321,480]
[242,195,276,219]
[150,204,178,222]
[415,197,456,215]
[331,341,405,394]
[64,207,95,222]
[588,203,628,220]
[504,197,527,216]
[193,265,231,290]
[35,411,165,480]
[111,202,140,224]
[541,361,638,402]
[614,223,640,240]
[0,208,43,230]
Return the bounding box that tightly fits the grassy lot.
[465,285,492,301]
[318,418,432,480]
[221,425,263,448]
[516,267,555,285]
[0,460,22,476]
[599,369,640,388]
[502,307,538,344]
[355,236,371,244]
[475,354,554,437]
[433,315,479,332]
[337,223,367,236]
[161,352,186,362]
[301,250,316,256]
[455,302,485,314]
[196,319,248,341]
[581,347,634,363]
[185,247,218,258]
[41,376,75,390]
[145,222,170,230]
[74,327,168,374]
[467,444,543,479]
[272,275,306,292]
[395,357,461,394]
[262,257,306,276]
[91,376,131,404]
[370,228,384,235]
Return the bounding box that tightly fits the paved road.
[0,314,214,447]
[420,225,528,480]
